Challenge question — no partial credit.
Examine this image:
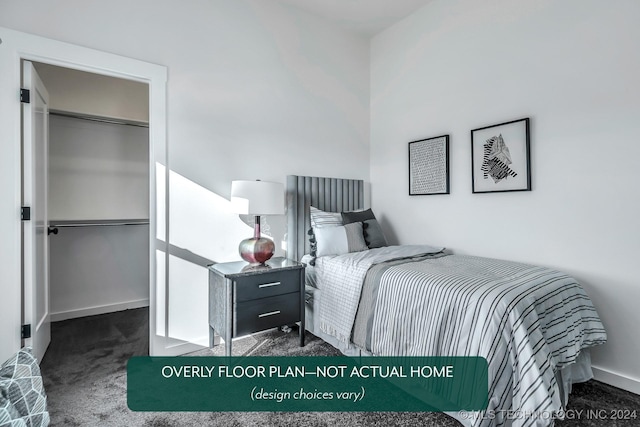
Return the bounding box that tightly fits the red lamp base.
[238,237,275,265]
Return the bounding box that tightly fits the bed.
[285,175,607,427]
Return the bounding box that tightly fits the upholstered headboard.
[286,175,365,262]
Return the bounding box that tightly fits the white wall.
[48,115,149,221]
[47,114,150,320]
[0,0,369,354]
[0,0,369,256]
[371,0,640,392]
[49,224,149,321]
[34,63,149,123]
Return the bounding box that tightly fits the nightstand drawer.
[234,293,300,337]
[234,269,300,302]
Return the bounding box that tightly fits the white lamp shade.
[230,180,284,215]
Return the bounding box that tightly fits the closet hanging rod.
[49,109,149,128]
[49,220,150,228]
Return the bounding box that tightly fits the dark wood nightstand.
[208,257,305,356]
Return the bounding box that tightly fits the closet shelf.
[49,219,150,228]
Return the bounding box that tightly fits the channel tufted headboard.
[286,175,365,262]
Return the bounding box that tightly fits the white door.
[22,61,51,362]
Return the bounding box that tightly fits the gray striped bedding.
[316,245,444,342]
[315,246,607,427]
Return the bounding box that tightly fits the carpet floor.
[40,308,639,426]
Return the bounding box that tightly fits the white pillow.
[310,206,342,228]
[313,222,368,257]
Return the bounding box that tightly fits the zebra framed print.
[408,135,450,195]
[471,118,531,193]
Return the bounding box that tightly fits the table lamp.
[230,180,284,265]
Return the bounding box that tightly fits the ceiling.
[276,0,433,37]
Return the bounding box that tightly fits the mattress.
[305,246,607,427]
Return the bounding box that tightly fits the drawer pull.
[258,310,281,318]
[258,281,281,288]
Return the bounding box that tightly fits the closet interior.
[34,62,151,322]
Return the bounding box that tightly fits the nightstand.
[208,257,305,356]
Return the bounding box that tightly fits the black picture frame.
[408,135,450,196]
[471,118,531,193]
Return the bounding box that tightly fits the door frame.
[0,26,199,359]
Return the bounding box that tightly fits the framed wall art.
[471,118,530,193]
[408,135,450,196]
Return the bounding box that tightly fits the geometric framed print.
[471,118,531,193]
[409,134,450,195]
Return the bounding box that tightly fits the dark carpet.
[40,308,640,426]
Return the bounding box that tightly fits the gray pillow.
[313,222,368,257]
[363,219,388,249]
[341,208,375,225]
[342,209,389,249]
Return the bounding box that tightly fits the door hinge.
[20,88,30,104]
[21,206,31,221]
[21,324,31,339]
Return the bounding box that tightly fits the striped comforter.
[315,247,607,427]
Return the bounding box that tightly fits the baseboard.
[151,336,205,356]
[592,366,640,395]
[50,298,150,322]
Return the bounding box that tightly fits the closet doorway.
[33,62,150,354]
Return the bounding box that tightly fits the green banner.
[128,356,487,412]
